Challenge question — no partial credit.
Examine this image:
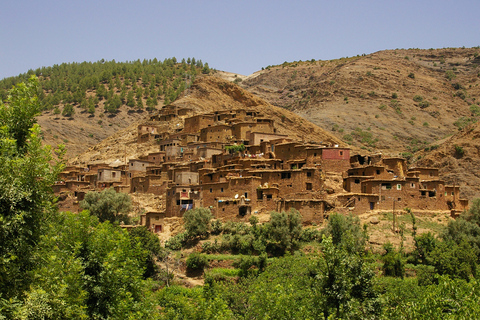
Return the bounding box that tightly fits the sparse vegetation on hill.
[0,58,210,157]
[241,47,480,155]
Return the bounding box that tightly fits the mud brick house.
[183,114,215,134]
[55,106,469,231]
[137,124,165,143]
[140,211,166,233]
[247,132,289,147]
[165,185,202,217]
[340,157,469,214]
[200,124,233,143]
[128,159,154,173]
[146,151,166,165]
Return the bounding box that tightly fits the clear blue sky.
[1,0,479,79]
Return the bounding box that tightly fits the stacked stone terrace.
[54,105,468,234]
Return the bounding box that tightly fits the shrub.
[454,117,476,130]
[452,82,464,90]
[445,70,456,80]
[454,145,464,157]
[211,219,223,235]
[300,228,321,242]
[408,73,415,79]
[165,232,187,250]
[392,92,398,99]
[455,90,466,100]
[470,104,480,116]
[186,253,209,270]
[381,242,405,278]
[183,207,213,239]
[413,95,423,102]
[419,101,430,109]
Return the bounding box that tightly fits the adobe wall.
[98,169,123,182]
[248,132,288,146]
[200,125,233,143]
[174,172,199,185]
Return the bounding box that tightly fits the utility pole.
[392,199,396,233]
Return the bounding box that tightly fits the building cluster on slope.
[54,105,469,234]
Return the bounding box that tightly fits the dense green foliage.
[80,187,132,224]
[0,77,160,319]
[183,207,213,239]
[3,76,480,319]
[0,57,210,117]
[0,76,64,300]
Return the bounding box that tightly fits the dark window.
[307,171,312,177]
[354,179,360,184]
[306,183,312,190]
[281,172,291,179]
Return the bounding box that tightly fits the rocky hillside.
[415,121,480,200]
[71,76,346,165]
[241,48,480,156]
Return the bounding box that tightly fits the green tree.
[80,188,132,224]
[62,103,75,117]
[126,90,136,108]
[128,226,165,278]
[381,242,405,278]
[264,209,302,255]
[317,236,380,318]
[321,212,367,254]
[0,76,64,300]
[183,207,213,239]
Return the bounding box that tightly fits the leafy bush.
[165,232,187,250]
[455,90,466,100]
[418,100,430,109]
[445,70,456,80]
[300,227,321,242]
[186,253,209,270]
[183,207,213,239]
[470,104,480,116]
[62,104,75,117]
[454,116,476,130]
[413,95,423,102]
[211,219,223,235]
[381,242,405,278]
[80,188,132,224]
[454,145,464,157]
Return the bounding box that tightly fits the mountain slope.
[241,48,480,155]
[416,122,480,200]
[0,58,209,157]
[71,76,346,165]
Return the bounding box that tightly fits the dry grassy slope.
[241,48,480,155]
[71,76,346,166]
[416,122,480,200]
[37,107,150,158]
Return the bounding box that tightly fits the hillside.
[0,58,209,158]
[71,75,346,165]
[415,121,480,200]
[240,48,480,156]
